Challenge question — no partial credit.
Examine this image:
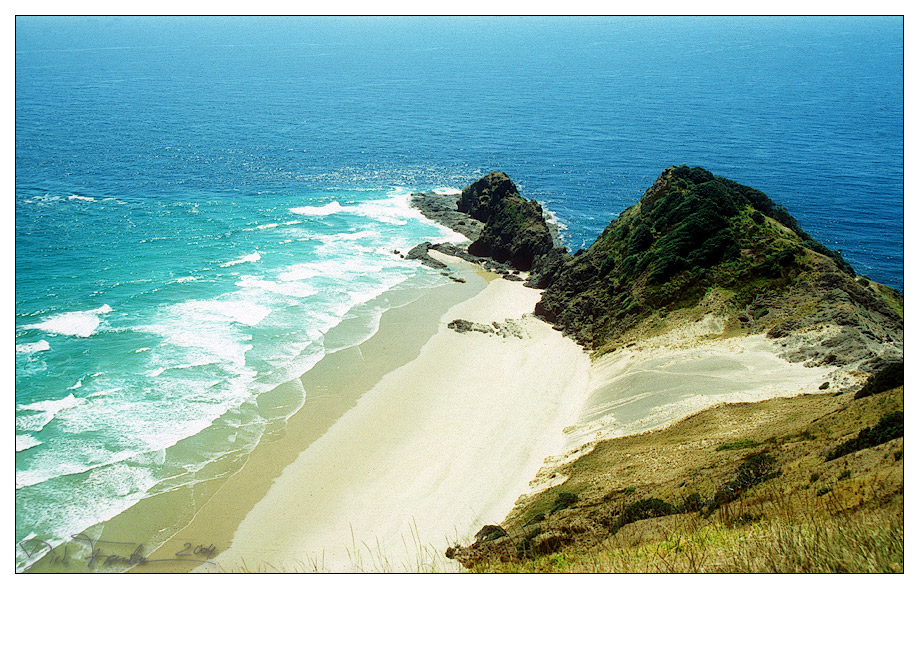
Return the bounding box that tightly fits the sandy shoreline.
[141,253,835,573]
[27,252,844,574]
[202,252,591,571]
[22,253,488,573]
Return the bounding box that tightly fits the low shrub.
[551,492,579,513]
[716,439,760,452]
[682,492,705,513]
[854,363,904,399]
[516,527,542,556]
[704,452,781,516]
[826,411,904,461]
[611,497,679,534]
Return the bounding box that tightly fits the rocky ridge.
[532,165,903,372]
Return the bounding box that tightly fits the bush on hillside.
[854,361,904,399]
[826,411,904,461]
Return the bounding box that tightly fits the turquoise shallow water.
[15,16,903,570]
[14,189,466,569]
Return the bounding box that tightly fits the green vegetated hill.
[446,166,904,573]
[458,171,554,271]
[533,165,902,369]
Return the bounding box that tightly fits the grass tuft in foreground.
[463,502,902,573]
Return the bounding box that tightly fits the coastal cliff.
[414,168,904,573]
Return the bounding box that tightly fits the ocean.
[14,16,903,571]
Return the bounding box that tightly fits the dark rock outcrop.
[447,319,494,335]
[456,171,554,271]
[410,174,568,283]
[474,525,508,542]
[409,193,484,241]
[405,242,448,270]
[524,246,571,289]
[447,318,528,339]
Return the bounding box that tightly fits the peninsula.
[414,167,903,572]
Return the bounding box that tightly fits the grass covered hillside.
[448,382,904,573]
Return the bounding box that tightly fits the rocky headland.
[532,165,902,372]
[411,171,563,284]
[410,167,904,572]
[413,166,902,374]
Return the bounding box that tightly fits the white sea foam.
[146,358,223,379]
[24,305,112,338]
[350,197,410,225]
[434,186,462,194]
[151,327,251,370]
[86,388,124,398]
[68,194,95,201]
[236,275,319,299]
[16,340,50,354]
[221,252,261,267]
[16,394,86,433]
[317,229,377,243]
[170,276,201,283]
[16,435,43,452]
[276,264,322,282]
[289,201,345,216]
[543,206,568,230]
[18,393,84,413]
[256,223,280,230]
[178,299,271,327]
[16,448,147,490]
[278,258,387,283]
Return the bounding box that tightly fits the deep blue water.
[15,16,903,570]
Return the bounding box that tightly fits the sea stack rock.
[457,171,554,271]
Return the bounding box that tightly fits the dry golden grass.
[466,493,902,573]
[457,387,903,574]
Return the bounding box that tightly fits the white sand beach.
[207,257,591,572]
[194,251,845,572]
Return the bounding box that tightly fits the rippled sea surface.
[15,16,903,570]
